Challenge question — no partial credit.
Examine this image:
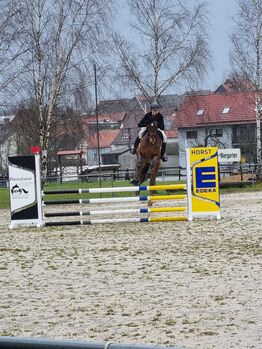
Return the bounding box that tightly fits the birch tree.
[112,0,210,102]
[0,0,26,101]
[230,0,262,178]
[14,0,113,175]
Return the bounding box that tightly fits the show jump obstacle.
[8,147,221,228]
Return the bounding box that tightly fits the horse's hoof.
[130,179,139,186]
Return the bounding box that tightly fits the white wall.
[0,135,17,170]
[178,126,232,168]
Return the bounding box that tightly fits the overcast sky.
[207,0,238,90]
[116,0,238,94]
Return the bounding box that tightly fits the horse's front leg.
[131,157,141,186]
[149,157,161,187]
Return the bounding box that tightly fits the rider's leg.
[158,129,168,162]
[131,127,146,154]
[161,142,168,162]
[131,137,140,154]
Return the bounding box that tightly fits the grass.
[1,179,262,209]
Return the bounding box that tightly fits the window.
[196,108,204,116]
[222,107,230,114]
[121,133,129,139]
[186,130,197,139]
[210,128,223,137]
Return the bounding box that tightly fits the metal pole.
[94,64,102,188]
[0,337,184,349]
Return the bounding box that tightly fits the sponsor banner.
[190,147,220,214]
[8,156,41,224]
[218,148,241,163]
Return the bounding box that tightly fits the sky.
[207,0,238,91]
[116,0,238,95]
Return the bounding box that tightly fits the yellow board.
[190,147,220,214]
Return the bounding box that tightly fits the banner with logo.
[186,147,220,220]
[8,155,43,228]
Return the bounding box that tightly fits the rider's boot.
[130,137,140,154]
[161,143,168,162]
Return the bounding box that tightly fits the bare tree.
[230,0,262,178]
[111,0,210,101]
[0,0,27,102]
[11,103,84,174]
[12,0,113,176]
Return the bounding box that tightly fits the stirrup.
[161,154,168,162]
[130,147,137,154]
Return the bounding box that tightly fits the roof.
[214,78,255,94]
[101,146,130,155]
[166,130,178,138]
[0,115,15,124]
[86,129,120,148]
[57,150,83,156]
[84,111,126,123]
[176,92,261,128]
[94,94,183,114]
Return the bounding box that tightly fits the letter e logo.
[195,167,216,188]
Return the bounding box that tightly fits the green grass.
[0,188,10,209]
[1,179,261,210]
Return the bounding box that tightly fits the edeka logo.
[195,167,216,192]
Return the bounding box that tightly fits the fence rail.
[0,163,261,188]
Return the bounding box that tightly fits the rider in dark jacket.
[138,109,165,130]
[131,102,168,161]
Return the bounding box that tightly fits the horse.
[131,120,163,187]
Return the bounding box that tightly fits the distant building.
[176,91,261,167]
[0,115,17,170]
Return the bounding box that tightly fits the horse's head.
[146,120,159,144]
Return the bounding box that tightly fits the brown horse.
[131,120,162,186]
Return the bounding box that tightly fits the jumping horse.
[131,120,162,187]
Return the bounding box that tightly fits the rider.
[131,102,168,162]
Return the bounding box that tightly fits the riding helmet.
[150,102,160,110]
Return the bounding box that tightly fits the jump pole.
[44,206,187,218]
[45,216,187,226]
[43,184,187,195]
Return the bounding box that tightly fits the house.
[176,91,261,168]
[0,115,16,171]
[84,129,123,166]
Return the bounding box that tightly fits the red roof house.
[176,91,261,166]
[176,92,260,128]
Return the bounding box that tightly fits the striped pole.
[45,216,187,226]
[44,206,187,217]
[43,194,187,205]
[43,184,187,195]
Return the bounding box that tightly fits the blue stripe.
[140,208,149,213]
[140,217,149,222]
[139,196,148,201]
[139,186,147,191]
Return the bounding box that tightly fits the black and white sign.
[8,155,43,228]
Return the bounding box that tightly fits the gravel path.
[0,191,261,349]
